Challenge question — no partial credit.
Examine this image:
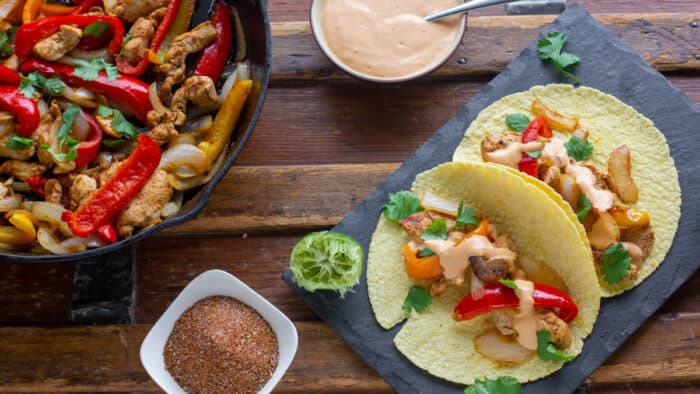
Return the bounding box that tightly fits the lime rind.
[290,231,364,295]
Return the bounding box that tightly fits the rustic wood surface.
[1,0,699,392]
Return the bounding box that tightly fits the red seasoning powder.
[164,296,279,394]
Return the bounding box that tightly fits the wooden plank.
[0,314,697,392]
[267,0,700,22]
[236,76,700,166]
[270,13,700,81]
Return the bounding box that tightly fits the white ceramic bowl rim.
[310,0,467,83]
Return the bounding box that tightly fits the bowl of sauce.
[311,0,466,82]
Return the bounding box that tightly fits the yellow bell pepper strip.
[0,210,36,244]
[154,0,195,59]
[22,0,42,23]
[198,78,252,166]
[40,3,75,16]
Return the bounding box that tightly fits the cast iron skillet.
[1,0,272,262]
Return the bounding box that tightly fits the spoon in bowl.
[425,0,522,22]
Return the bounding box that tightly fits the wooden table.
[1,0,699,393]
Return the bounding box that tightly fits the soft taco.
[367,162,600,384]
[452,85,681,296]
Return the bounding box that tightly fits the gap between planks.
[0,314,696,393]
[270,13,700,81]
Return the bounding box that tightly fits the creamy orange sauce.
[320,0,463,78]
[424,235,516,281]
[565,163,615,211]
[512,279,538,350]
[542,138,569,168]
[485,141,544,169]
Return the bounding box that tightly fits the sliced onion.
[37,226,82,254]
[420,191,459,216]
[159,144,208,173]
[60,236,88,251]
[474,329,535,363]
[69,48,109,62]
[181,115,212,135]
[149,82,167,114]
[470,270,485,301]
[518,256,569,293]
[201,147,227,185]
[37,99,49,118]
[170,133,196,147]
[62,86,97,108]
[85,234,106,248]
[11,182,30,193]
[57,55,77,66]
[218,67,238,105]
[161,201,180,218]
[0,194,22,212]
[172,166,199,178]
[558,174,580,211]
[73,110,91,140]
[32,201,73,237]
[237,60,250,80]
[0,0,20,19]
[168,174,205,191]
[20,201,34,211]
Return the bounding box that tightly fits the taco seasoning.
[320,0,463,79]
[164,296,279,394]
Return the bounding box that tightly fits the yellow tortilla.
[367,162,600,384]
[452,84,681,296]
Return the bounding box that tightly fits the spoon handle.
[425,0,521,22]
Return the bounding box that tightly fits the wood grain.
[271,13,700,81]
[0,314,696,392]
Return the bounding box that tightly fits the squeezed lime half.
[290,231,364,294]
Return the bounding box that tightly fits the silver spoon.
[425,0,522,22]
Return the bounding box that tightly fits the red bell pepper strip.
[518,155,538,177]
[0,66,22,85]
[0,86,40,137]
[97,223,118,243]
[74,111,103,167]
[68,135,161,237]
[453,283,579,323]
[70,0,100,15]
[193,1,233,82]
[15,15,124,59]
[20,59,152,122]
[116,0,181,77]
[27,174,47,198]
[517,115,551,177]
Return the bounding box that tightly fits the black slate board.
[284,4,700,393]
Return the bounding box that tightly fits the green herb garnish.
[19,72,66,98]
[6,134,33,150]
[564,135,593,161]
[418,248,435,257]
[464,376,521,394]
[455,202,479,229]
[83,21,110,38]
[0,30,13,57]
[421,219,447,241]
[119,33,132,56]
[600,243,631,285]
[537,32,581,84]
[505,113,531,132]
[73,58,120,81]
[576,193,591,223]
[41,105,81,162]
[402,286,432,314]
[382,191,422,222]
[498,278,519,290]
[96,105,137,139]
[537,330,575,361]
[527,150,542,159]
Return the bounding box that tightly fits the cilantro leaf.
[456,202,479,228]
[537,31,581,84]
[537,330,575,362]
[111,109,137,139]
[527,150,542,159]
[73,58,120,81]
[42,76,66,95]
[498,278,519,290]
[20,72,66,97]
[464,377,521,394]
[382,191,422,222]
[42,105,81,162]
[83,21,110,38]
[18,78,37,98]
[402,286,432,314]
[418,248,435,257]
[576,193,591,223]
[103,61,119,81]
[505,113,530,132]
[600,243,631,285]
[0,30,13,57]
[421,219,447,241]
[6,134,33,150]
[96,104,114,118]
[563,135,593,161]
[58,106,80,141]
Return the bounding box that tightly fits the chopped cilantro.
[20,72,66,98]
[41,105,81,162]
[455,202,479,228]
[564,135,593,161]
[418,248,435,258]
[96,104,113,118]
[537,31,581,84]
[6,134,33,150]
[83,21,110,38]
[600,243,631,285]
[498,278,519,290]
[576,193,591,223]
[73,58,120,81]
[0,30,13,57]
[421,219,447,241]
[18,78,37,98]
[537,330,575,362]
[382,191,422,222]
[402,286,432,314]
[97,105,137,139]
[505,113,530,132]
[527,150,542,159]
[464,376,521,394]
[102,138,128,149]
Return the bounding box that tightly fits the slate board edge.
[284,4,700,393]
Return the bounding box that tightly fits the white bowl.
[310,0,466,83]
[140,269,298,394]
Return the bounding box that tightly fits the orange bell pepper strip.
[22,0,42,23]
[40,3,76,16]
[198,78,252,166]
[402,244,443,280]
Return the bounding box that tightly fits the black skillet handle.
[71,244,136,324]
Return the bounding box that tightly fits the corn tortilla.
[367,162,600,384]
[452,85,681,296]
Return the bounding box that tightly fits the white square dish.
[140,269,298,394]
